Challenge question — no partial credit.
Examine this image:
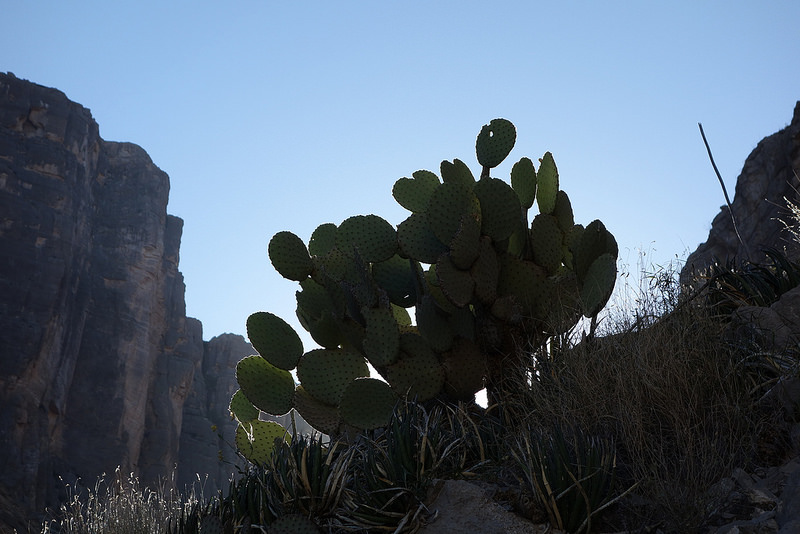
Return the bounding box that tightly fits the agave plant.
[266,434,354,521]
[704,247,800,317]
[512,425,616,534]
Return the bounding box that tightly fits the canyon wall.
[0,73,248,530]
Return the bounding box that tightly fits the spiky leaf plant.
[513,426,616,534]
[341,400,468,532]
[266,435,354,522]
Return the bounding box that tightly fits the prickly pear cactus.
[232,118,618,450]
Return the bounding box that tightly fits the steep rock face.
[177,333,253,496]
[682,102,800,279]
[0,73,248,529]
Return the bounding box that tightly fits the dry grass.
[40,468,203,534]
[510,261,772,531]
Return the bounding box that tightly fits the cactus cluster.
[231,118,618,452]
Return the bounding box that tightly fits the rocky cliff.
[683,101,800,278]
[0,73,249,530]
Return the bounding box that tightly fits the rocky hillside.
[682,101,800,277]
[0,73,250,530]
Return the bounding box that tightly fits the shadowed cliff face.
[0,73,249,529]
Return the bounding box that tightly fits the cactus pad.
[235,420,287,465]
[427,182,481,247]
[296,278,338,320]
[498,255,552,320]
[293,386,341,436]
[511,157,537,209]
[246,311,303,370]
[448,306,477,341]
[416,294,454,352]
[339,378,398,430]
[336,214,397,263]
[436,253,475,308]
[362,306,401,368]
[392,303,412,326]
[530,214,564,275]
[313,247,352,283]
[536,152,559,215]
[580,252,617,317]
[553,190,574,232]
[269,231,313,281]
[397,212,448,264]
[308,223,338,256]
[296,349,370,406]
[470,236,500,305]
[440,158,476,187]
[473,177,522,242]
[301,311,343,350]
[371,254,417,307]
[449,214,482,270]
[236,355,295,416]
[393,170,441,213]
[442,338,486,401]
[386,334,445,401]
[229,389,259,423]
[476,118,516,169]
[575,219,618,281]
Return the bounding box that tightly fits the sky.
[3,2,800,344]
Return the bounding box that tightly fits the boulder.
[729,285,800,356]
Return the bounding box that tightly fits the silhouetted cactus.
[232,118,618,449]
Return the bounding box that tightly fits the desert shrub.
[508,261,767,531]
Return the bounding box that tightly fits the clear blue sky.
[3,2,799,342]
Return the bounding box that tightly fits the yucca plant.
[166,500,230,534]
[342,440,423,532]
[424,401,503,476]
[513,425,616,533]
[219,465,273,531]
[338,404,431,532]
[336,400,476,532]
[266,434,354,522]
[704,248,800,317]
